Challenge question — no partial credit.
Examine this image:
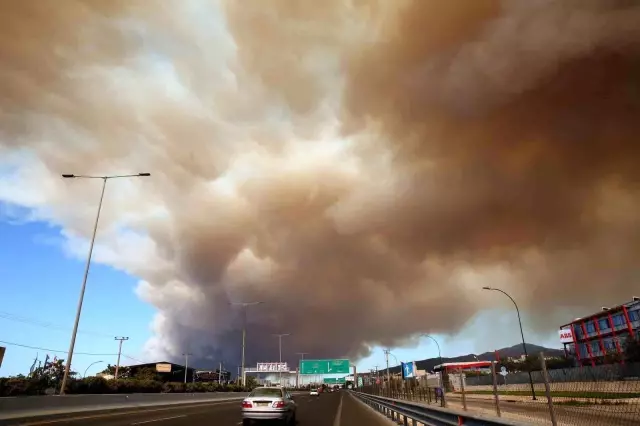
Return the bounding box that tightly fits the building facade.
[559,297,640,366]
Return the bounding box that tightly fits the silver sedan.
[241,386,297,425]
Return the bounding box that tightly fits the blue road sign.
[401,361,415,379]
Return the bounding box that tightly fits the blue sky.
[0,216,155,377]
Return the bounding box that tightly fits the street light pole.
[295,352,308,388]
[230,301,263,387]
[482,286,537,400]
[421,334,442,365]
[421,334,444,392]
[183,353,192,384]
[83,360,104,378]
[384,349,390,395]
[273,333,291,386]
[59,173,150,395]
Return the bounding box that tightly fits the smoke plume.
[1,0,639,367]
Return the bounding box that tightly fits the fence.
[466,362,640,386]
[360,354,640,426]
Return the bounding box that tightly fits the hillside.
[380,343,564,374]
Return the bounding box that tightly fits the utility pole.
[219,361,223,384]
[183,353,192,384]
[59,172,150,394]
[273,333,291,386]
[114,337,129,379]
[229,301,263,387]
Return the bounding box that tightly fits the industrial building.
[559,297,640,366]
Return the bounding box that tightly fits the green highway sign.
[300,359,350,375]
[323,377,346,384]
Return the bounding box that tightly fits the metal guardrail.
[351,391,531,426]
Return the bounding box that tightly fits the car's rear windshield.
[250,388,283,397]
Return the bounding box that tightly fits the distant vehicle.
[309,388,319,396]
[241,386,297,425]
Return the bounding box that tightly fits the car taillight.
[272,401,286,408]
[242,401,252,408]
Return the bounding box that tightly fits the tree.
[134,367,160,381]
[99,364,130,379]
[624,335,640,362]
[30,359,76,391]
[545,357,574,370]
[245,376,258,389]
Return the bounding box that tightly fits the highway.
[5,392,391,426]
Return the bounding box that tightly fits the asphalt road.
[4,392,392,426]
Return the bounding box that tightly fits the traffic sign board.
[300,359,350,375]
[401,362,415,379]
[323,377,346,384]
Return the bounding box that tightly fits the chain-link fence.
[359,353,640,426]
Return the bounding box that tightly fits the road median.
[0,392,246,421]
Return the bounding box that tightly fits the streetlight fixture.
[273,333,291,386]
[421,334,444,392]
[482,286,537,400]
[421,334,442,365]
[229,301,264,387]
[83,360,104,378]
[59,172,150,395]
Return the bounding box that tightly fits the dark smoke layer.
[1,0,639,368]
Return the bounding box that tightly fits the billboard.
[257,362,288,372]
[559,328,574,343]
[156,363,172,372]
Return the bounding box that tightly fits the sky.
[0,213,560,377]
[1,0,639,378]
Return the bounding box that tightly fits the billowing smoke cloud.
[1,0,639,368]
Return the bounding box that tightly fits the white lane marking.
[18,400,241,425]
[333,393,343,426]
[131,415,186,425]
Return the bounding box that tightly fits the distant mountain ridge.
[379,343,564,374]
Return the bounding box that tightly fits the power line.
[121,354,149,364]
[0,311,116,338]
[0,339,118,356]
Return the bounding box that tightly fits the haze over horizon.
[1,0,639,370]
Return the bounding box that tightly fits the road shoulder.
[340,392,396,426]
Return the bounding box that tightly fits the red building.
[559,297,640,366]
